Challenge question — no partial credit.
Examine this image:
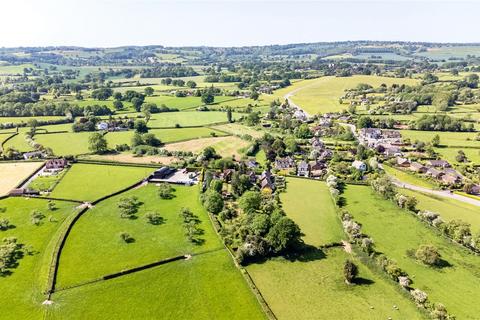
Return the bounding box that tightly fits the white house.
[352,160,367,171]
[97,122,109,130]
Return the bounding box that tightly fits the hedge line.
[15,162,45,189]
[75,158,161,169]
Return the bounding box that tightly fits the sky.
[1,0,479,47]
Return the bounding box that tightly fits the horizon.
[1,0,480,47]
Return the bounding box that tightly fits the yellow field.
[275,75,418,114]
[0,162,44,195]
[163,135,250,158]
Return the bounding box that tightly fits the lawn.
[400,189,480,233]
[147,111,233,128]
[274,75,418,114]
[280,178,343,246]
[247,179,423,320]
[0,197,79,320]
[49,250,265,320]
[34,132,92,156]
[0,161,43,195]
[344,185,480,319]
[163,136,250,158]
[49,163,153,201]
[106,127,228,147]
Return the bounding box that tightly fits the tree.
[226,108,233,123]
[456,150,467,163]
[47,201,56,211]
[266,217,302,253]
[88,132,108,154]
[30,210,45,225]
[131,132,144,147]
[144,87,154,96]
[209,179,223,193]
[370,176,396,199]
[134,120,148,133]
[238,191,262,214]
[117,196,141,219]
[113,100,124,110]
[158,183,174,199]
[145,212,164,225]
[295,124,312,139]
[143,133,161,147]
[91,87,113,100]
[343,260,358,284]
[186,80,197,88]
[201,92,214,104]
[245,112,260,126]
[202,146,218,160]
[119,232,134,243]
[231,173,252,196]
[415,244,441,266]
[203,190,223,214]
[0,218,10,231]
[131,97,144,112]
[431,134,440,147]
[357,116,373,128]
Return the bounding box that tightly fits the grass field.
[3,131,33,152]
[400,189,480,233]
[34,132,92,156]
[0,116,64,125]
[144,95,236,110]
[433,147,480,165]
[0,197,79,319]
[344,185,480,319]
[147,111,233,128]
[50,250,265,319]
[56,185,219,287]
[0,162,43,195]
[383,165,437,189]
[49,163,153,201]
[399,130,479,147]
[0,63,36,75]
[280,178,343,246]
[212,123,266,138]
[163,136,249,158]
[247,178,423,320]
[274,75,418,114]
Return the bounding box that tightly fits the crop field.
[49,163,153,201]
[164,136,250,158]
[0,161,43,195]
[147,111,233,128]
[84,153,176,165]
[106,127,228,147]
[400,189,480,233]
[274,75,418,114]
[344,185,480,319]
[248,178,423,320]
[34,132,92,156]
[0,197,79,319]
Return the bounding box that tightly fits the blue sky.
[1,0,479,47]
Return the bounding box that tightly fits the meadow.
[163,136,250,158]
[344,185,480,319]
[49,163,153,201]
[144,95,236,110]
[212,123,266,138]
[146,111,233,128]
[0,161,43,195]
[3,130,33,152]
[382,165,437,189]
[274,75,418,114]
[0,197,79,320]
[248,178,423,320]
[399,130,479,148]
[34,132,92,156]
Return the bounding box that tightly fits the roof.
[426,160,450,167]
[352,160,366,170]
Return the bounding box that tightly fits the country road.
[391,178,480,207]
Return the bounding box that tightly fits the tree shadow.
[149,217,166,225]
[283,244,326,262]
[434,258,453,269]
[124,237,136,244]
[352,277,375,286]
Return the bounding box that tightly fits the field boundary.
[75,158,160,169]
[1,132,18,150]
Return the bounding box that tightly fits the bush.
[415,244,441,266]
[343,259,358,284]
[158,183,174,199]
[119,232,134,243]
[145,212,164,225]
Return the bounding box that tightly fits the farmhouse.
[45,158,68,171]
[352,160,367,171]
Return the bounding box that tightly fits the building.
[259,170,274,190]
[150,167,175,180]
[23,151,45,160]
[352,160,367,171]
[297,161,310,177]
[384,146,402,158]
[45,159,68,171]
[310,137,324,150]
[409,162,428,173]
[396,157,411,167]
[441,173,462,185]
[426,167,444,180]
[426,160,451,168]
[97,122,109,130]
[275,157,295,170]
[310,161,327,178]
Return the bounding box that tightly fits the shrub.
[119,232,134,243]
[410,288,428,305]
[158,183,174,199]
[30,210,45,225]
[415,244,441,266]
[145,212,164,225]
[343,259,358,284]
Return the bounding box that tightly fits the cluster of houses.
[396,157,465,186]
[273,137,332,178]
[358,128,403,158]
[96,121,129,132]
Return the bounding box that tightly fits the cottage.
[246,160,259,169]
[384,146,402,158]
[259,170,274,190]
[409,162,428,173]
[426,160,451,168]
[310,137,324,150]
[309,161,326,178]
[97,122,109,130]
[23,151,45,160]
[441,173,462,185]
[352,160,367,171]
[426,167,444,180]
[45,159,68,171]
[275,157,295,170]
[396,157,411,167]
[318,149,333,161]
[297,161,310,177]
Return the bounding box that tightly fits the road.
[391,178,480,207]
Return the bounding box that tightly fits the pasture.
[163,136,250,158]
[147,111,233,128]
[3,131,33,152]
[344,185,480,319]
[0,197,79,319]
[399,130,479,148]
[49,163,153,201]
[212,123,266,138]
[34,132,92,156]
[0,161,43,195]
[144,95,236,110]
[247,178,423,320]
[274,75,418,114]
[382,165,436,189]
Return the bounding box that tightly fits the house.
[246,160,259,169]
[247,171,257,184]
[441,173,462,185]
[97,122,109,130]
[396,157,411,167]
[409,162,428,173]
[309,161,327,178]
[384,146,402,158]
[360,128,382,140]
[352,160,367,171]
[293,110,308,122]
[9,188,40,196]
[275,157,295,170]
[426,160,451,169]
[468,184,480,195]
[318,149,333,161]
[222,169,235,182]
[259,170,274,190]
[426,167,445,180]
[45,159,68,171]
[23,151,45,160]
[310,137,324,150]
[150,167,175,180]
[297,161,310,177]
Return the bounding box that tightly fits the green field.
[383,165,436,189]
[280,178,343,246]
[144,95,236,110]
[274,75,418,114]
[147,111,233,128]
[399,130,479,148]
[433,147,480,165]
[3,130,33,152]
[0,63,36,75]
[0,197,79,319]
[0,116,65,125]
[400,189,480,233]
[344,185,480,319]
[34,132,92,156]
[248,178,423,320]
[49,163,153,201]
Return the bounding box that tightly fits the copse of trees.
[410,114,474,132]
